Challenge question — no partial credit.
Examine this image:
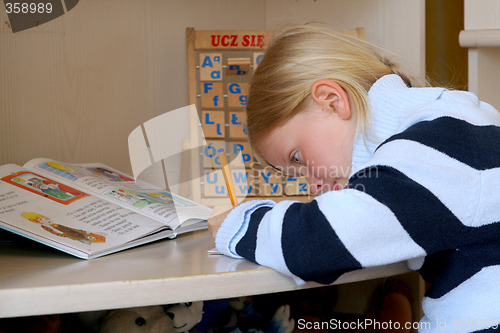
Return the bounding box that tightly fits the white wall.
[463,0,500,109]
[465,0,500,29]
[265,0,425,77]
[0,0,425,177]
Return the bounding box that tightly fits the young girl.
[208,25,500,332]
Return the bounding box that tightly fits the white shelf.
[459,29,500,47]
[0,230,410,318]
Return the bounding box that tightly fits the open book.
[0,158,211,259]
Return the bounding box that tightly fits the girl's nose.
[306,177,323,195]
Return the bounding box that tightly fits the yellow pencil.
[218,148,238,207]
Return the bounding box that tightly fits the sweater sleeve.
[215,167,432,285]
[215,117,494,285]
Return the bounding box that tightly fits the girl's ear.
[311,79,352,120]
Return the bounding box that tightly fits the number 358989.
[5,2,53,14]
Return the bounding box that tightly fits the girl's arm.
[215,163,476,285]
[215,115,499,285]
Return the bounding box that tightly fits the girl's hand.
[208,204,233,238]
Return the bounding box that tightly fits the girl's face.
[38,217,53,226]
[256,101,357,195]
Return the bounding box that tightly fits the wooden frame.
[186,27,365,206]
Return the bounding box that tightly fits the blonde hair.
[21,212,47,223]
[247,25,426,156]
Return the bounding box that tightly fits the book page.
[24,159,211,230]
[0,164,167,257]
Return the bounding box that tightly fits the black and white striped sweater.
[215,75,500,332]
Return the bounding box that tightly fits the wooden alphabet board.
[186,28,365,205]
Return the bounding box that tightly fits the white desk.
[0,230,411,318]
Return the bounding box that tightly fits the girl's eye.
[291,152,301,164]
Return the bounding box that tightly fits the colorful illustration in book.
[2,171,88,205]
[21,212,106,245]
[146,192,175,204]
[145,191,196,208]
[88,167,134,182]
[37,161,88,181]
[105,189,162,209]
[144,192,197,207]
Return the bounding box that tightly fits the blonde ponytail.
[377,55,426,88]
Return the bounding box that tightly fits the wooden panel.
[226,83,249,108]
[426,0,467,89]
[232,169,256,197]
[228,141,253,168]
[226,57,251,76]
[199,53,223,81]
[203,169,227,197]
[187,27,366,203]
[192,30,274,50]
[200,82,224,109]
[257,170,283,196]
[253,52,264,70]
[284,176,310,196]
[465,0,500,30]
[201,111,225,138]
[228,111,248,139]
[202,140,226,169]
[203,167,255,198]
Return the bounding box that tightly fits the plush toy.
[164,302,204,333]
[227,297,264,332]
[226,297,294,333]
[164,299,294,333]
[99,306,175,333]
